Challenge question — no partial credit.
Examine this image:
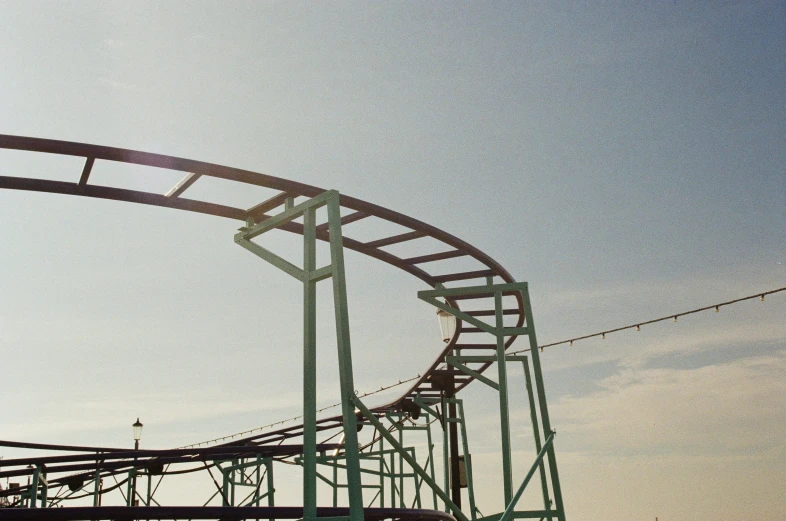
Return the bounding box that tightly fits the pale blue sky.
[1,2,784,520]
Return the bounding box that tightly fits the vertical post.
[390,449,396,507]
[231,459,237,506]
[442,401,449,512]
[379,435,385,507]
[425,414,438,509]
[521,357,552,516]
[146,472,152,506]
[254,457,261,507]
[221,466,229,506]
[520,287,565,521]
[327,194,364,521]
[332,455,338,507]
[126,469,135,506]
[42,470,48,508]
[448,398,461,508]
[303,206,318,519]
[29,467,40,508]
[267,458,275,505]
[495,290,513,505]
[266,458,275,521]
[456,400,477,519]
[398,418,405,507]
[93,462,101,507]
[132,438,139,507]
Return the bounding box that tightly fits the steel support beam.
[235,190,364,521]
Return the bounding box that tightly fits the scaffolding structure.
[0,135,565,521]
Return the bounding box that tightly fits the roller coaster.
[0,136,565,521]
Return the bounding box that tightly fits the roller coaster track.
[0,135,548,520]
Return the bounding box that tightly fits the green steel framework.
[0,135,565,521]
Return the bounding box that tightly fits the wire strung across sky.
[182,286,784,448]
[177,375,423,448]
[511,286,785,355]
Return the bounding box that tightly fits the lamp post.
[132,418,143,450]
[131,418,143,507]
[436,307,457,343]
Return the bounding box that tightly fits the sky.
[1,1,785,520]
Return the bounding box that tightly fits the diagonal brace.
[445,358,499,390]
[498,432,556,521]
[352,395,469,521]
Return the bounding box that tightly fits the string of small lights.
[180,286,783,448]
[511,286,785,355]
[177,374,422,449]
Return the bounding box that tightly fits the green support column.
[418,281,566,520]
[303,206,318,519]
[520,288,565,521]
[495,290,513,505]
[146,473,152,506]
[425,415,438,509]
[522,357,552,516]
[353,396,469,521]
[442,402,449,513]
[390,447,396,507]
[92,464,101,507]
[266,458,275,521]
[326,195,364,521]
[398,418,405,507]
[455,400,477,519]
[29,466,40,508]
[235,191,364,520]
[379,436,385,507]
[448,398,461,508]
[126,468,135,506]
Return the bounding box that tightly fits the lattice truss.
[0,136,565,521]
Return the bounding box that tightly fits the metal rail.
[0,134,523,411]
[0,135,561,520]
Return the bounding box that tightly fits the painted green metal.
[326,194,364,521]
[29,466,45,508]
[445,358,499,390]
[398,417,405,507]
[454,399,477,520]
[266,457,275,517]
[352,395,469,521]
[378,437,385,507]
[235,190,364,521]
[424,413,439,509]
[216,457,274,509]
[519,288,565,521]
[495,289,513,505]
[303,205,318,519]
[146,473,152,506]
[417,281,565,521]
[442,401,449,513]
[92,465,101,507]
[126,467,136,506]
[498,433,555,521]
[521,358,552,516]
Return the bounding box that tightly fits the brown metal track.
[0,134,525,445]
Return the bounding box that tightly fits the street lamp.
[131,418,143,507]
[436,307,457,343]
[132,418,143,450]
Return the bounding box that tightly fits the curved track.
[0,135,530,515]
[0,135,525,414]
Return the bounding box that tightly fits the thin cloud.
[551,350,786,455]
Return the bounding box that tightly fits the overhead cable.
[182,285,783,448]
[511,286,785,355]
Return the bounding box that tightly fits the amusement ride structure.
[0,135,565,521]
